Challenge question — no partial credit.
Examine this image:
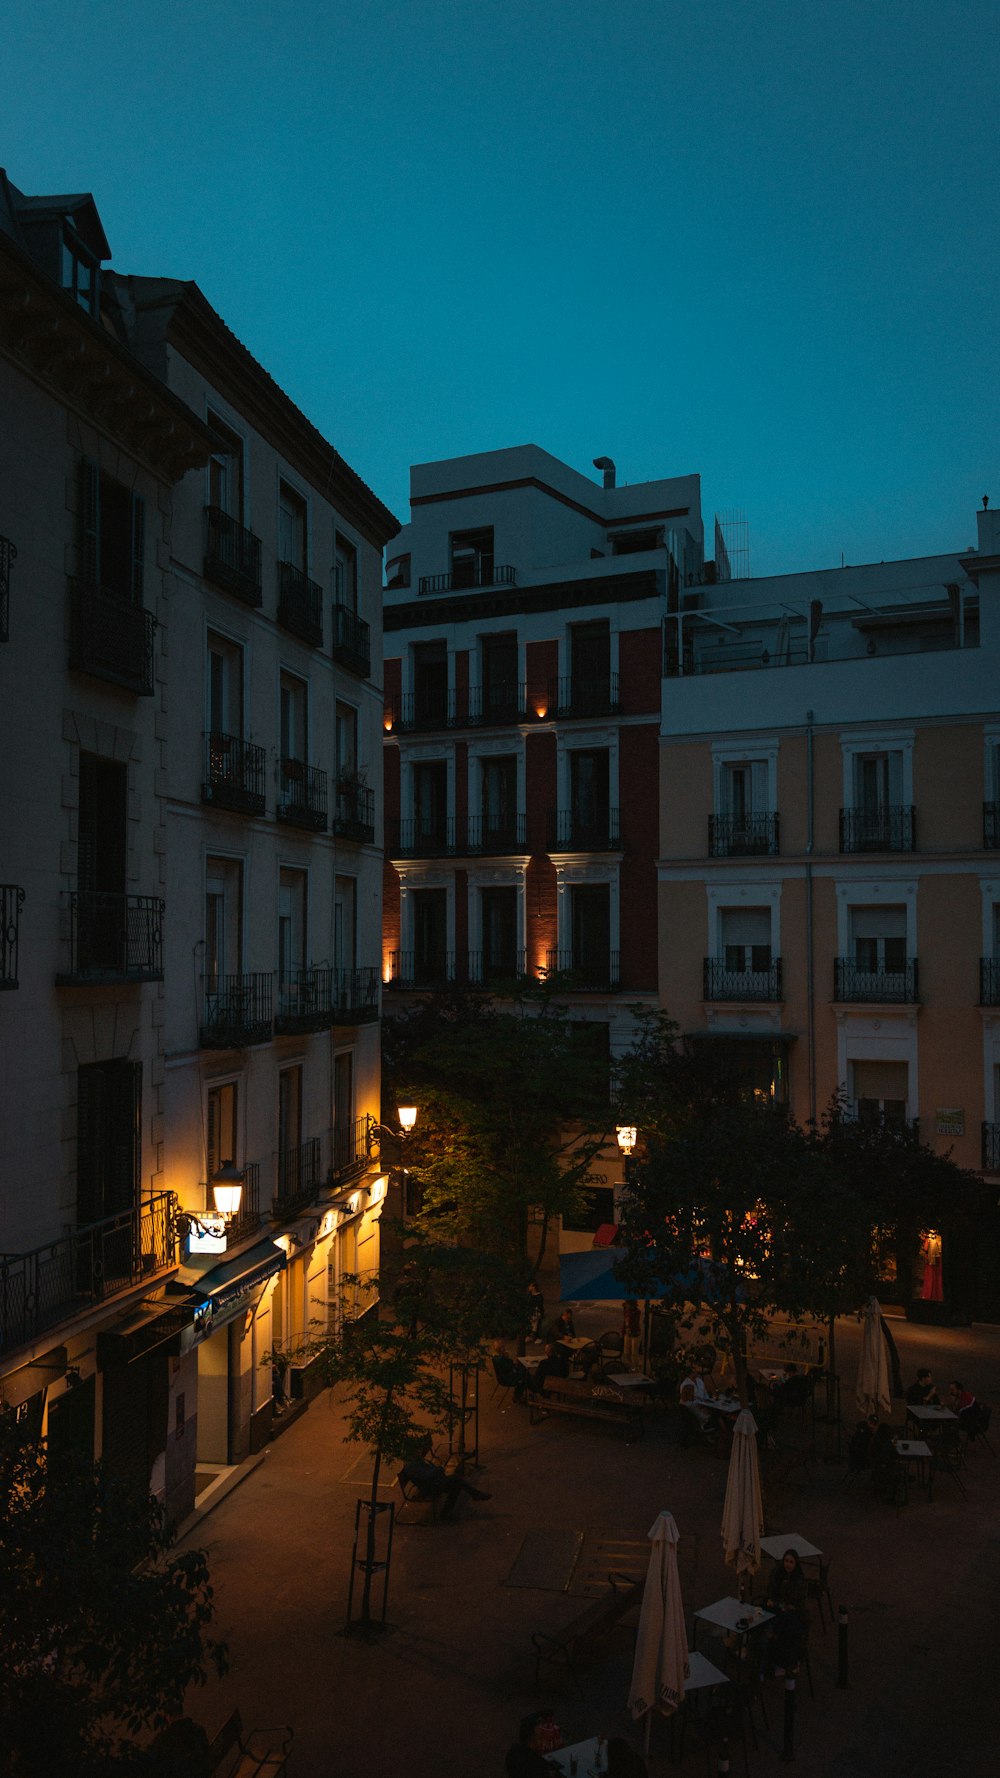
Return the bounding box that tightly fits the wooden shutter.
[130,491,145,604]
[81,458,100,584]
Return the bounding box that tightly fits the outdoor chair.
[805,1557,834,1632]
[598,1330,625,1358]
[962,1402,995,1457]
[490,1355,521,1406]
[677,1688,754,1778]
[930,1444,968,1500]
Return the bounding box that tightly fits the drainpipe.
[805,710,816,1126]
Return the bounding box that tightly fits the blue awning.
[196,1239,287,1311]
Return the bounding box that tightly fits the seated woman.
[765,1549,809,1674]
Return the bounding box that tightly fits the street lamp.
[210,1159,245,1219]
[366,1105,419,1156]
[616,1124,637,1157]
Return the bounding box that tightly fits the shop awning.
[97,1299,200,1365]
[195,1239,287,1312]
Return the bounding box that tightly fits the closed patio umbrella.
[855,1294,892,1421]
[721,1409,763,1581]
[628,1510,689,1755]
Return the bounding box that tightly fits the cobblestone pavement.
[177,1309,1000,1777]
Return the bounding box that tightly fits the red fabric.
[593,1223,620,1248]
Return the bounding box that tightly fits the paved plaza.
[177,1311,1000,1777]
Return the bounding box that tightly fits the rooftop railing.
[418,564,516,595]
[204,506,262,607]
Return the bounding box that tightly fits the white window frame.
[400,741,454,825]
[466,864,528,971]
[711,738,778,816]
[203,1071,244,1191]
[553,860,620,962]
[205,401,250,525]
[835,1016,919,1123]
[706,882,782,960]
[397,865,456,964]
[840,731,914,809]
[835,879,917,957]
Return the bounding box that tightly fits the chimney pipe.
[593,456,616,490]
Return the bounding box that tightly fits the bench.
[531,1571,643,1687]
[209,1711,293,1778]
[529,1376,644,1442]
[395,1449,463,1522]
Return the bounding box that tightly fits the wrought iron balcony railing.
[57,893,164,984]
[0,533,15,642]
[388,689,458,732]
[703,957,783,1001]
[277,561,323,646]
[275,967,336,1034]
[418,564,516,595]
[834,958,919,1003]
[548,809,621,851]
[385,949,455,989]
[467,948,528,985]
[708,812,780,857]
[331,603,371,677]
[388,816,457,858]
[544,948,621,990]
[984,803,1000,850]
[0,1193,174,1359]
[200,972,273,1047]
[467,682,529,724]
[331,1114,368,1183]
[982,1123,1000,1171]
[332,775,375,843]
[839,805,915,853]
[332,966,380,1023]
[848,1102,920,1142]
[980,959,1000,1005]
[69,581,156,695]
[465,812,528,854]
[273,1137,321,1219]
[228,1160,262,1243]
[550,674,621,719]
[203,506,262,606]
[277,759,327,831]
[202,731,267,815]
[1,884,25,989]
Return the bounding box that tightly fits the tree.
[0,1413,227,1777]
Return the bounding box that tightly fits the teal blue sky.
[5,0,998,574]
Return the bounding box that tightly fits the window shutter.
[130,492,145,604]
[81,458,99,585]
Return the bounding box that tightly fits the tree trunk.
[359,1391,393,1633]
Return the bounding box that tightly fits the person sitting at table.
[679,1367,717,1437]
[607,1737,649,1776]
[764,1548,809,1675]
[529,1341,570,1393]
[491,1339,533,1403]
[504,1713,561,1776]
[398,1440,491,1519]
[544,1307,577,1344]
[906,1367,940,1407]
[948,1379,978,1430]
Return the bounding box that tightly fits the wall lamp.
[616,1125,638,1157]
[174,1161,245,1240]
[366,1105,418,1157]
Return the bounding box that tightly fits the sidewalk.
[176,1314,1000,1776]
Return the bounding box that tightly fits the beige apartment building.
[659,501,1000,1321]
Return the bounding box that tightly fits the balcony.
[548,809,621,852]
[1,884,24,988]
[833,958,919,1003]
[386,949,455,989]
[228,1160,262,1244]
[202,731,267,816]
[550,674,621,719]
[332,775,375,844]
[467,948,529,985]
[277,759,327,832]
[982,1123,1000,1172]
[465,812,528,854]
[332,965,380,1023]
[839,805,915,854]
[331,1114,368,1184]
[980,959,1000,1005]
[275,967,336,1034]
[418,564,516,595]
[985,803,1000,849]
[0,1193,174,1360]
[703,957,783,1002]
[57,893,163,984]
[203,506,262,607]
[544,948,621,990]
[848,1103,920,1142]
[0,533,15,642]
[331,603,371,677]
[273,1137,321,1219]
[388,689,458,733]
[467,682,529,725]
[708,812,780,857]
[388,816,457,858]
[277,561,323,647]
[200,973,273,1048]
[69,581,156,695]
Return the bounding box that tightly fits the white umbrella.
[628,1510,689,1754]
[721,1409,763,1580]
[855,1295,891,1421]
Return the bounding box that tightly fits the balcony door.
[481,887,518,979]
[570,749,609,846]
[482,632,518,717]
[205,858,242,990]
[208,633,244,740]
[207,1080,239,1183]
[451,527,494,589]
[334,876,356,971]
[278,1065,303,1176]
[720,907,772,974]
[278,869,306,989]
[413,761,447,848]
[412,888,447,982]
[76,1058,141,1226]
[571,884,609,977]
[412,641,448,725]
[278,482,307,572]
[851,906,906,975]
[570,621,609,705]
[78,753,127,970]
[208,413,244,522]
[482,757,516,845]
[334,1050,354,1171]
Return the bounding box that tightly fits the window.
[412,640,448,725]
[280,672,308,766]
[76,1059,141,1224]
[207,632,244,739]
[412,888,447,981]
[850,906,907,975]
[77,754,127,972]
[208,414,244,522]
[334,876,356,971]
[609,528,662,555]
[205,858,242,987]
[333,1051,355,1172]
[450,527,494,589]
[570,749,610,845]
[62,229,97,314]
[413,761,448,847]
[481,633,519,718]
[686,1036,790,1104]
[336,701,358,776]
[278,1066,303,1166]
[571,884,610,975]
[852,1060,909,1128]
[720,907,772,973]
[207,1081,239,1183]
[278,481,307,572]
[278,869,307,981]
[80,461,144,604]
[334,532,357,610]
[480,886,518,978]
[386,552,410,590]
[481,757,517,843]
[569,621,611,713]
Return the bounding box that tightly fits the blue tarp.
[558,1249,739,1304]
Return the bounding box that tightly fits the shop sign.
[935,1108,965,1136]
[188,1214,228,1255]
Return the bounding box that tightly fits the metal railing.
[200,973,273,1047]
[848,1103,920,1142]
[0,533,15,642]
[981,959,1000,1005]
[69,581,156,695]
[277,759,327,831]
[57,893,164,983]
[228,1160,262,1243]
[467,948,528,984]
[465,812,527,854]
[275,967,336,1034]
[388,689,458,732]
[467,682,528,724]
[985,803,1000,850]
[202,731,267,815]
[203,506,262,606]
[331,1115,368,1182]
[1,884,25,989]
[548,809,621,851]
[332,776,375,843]
[0,1193,174,1359]
[834,958,919,1003]
[277,561,323,646]
[703,957,783,1001]
[386,949,454,988]
[331,603,371,677]
[544,948,621,989]
[332,966,380,1022]
[273,1137,321,1218]
[550,674,621,718]
[388,816,457,858]
[708,812,780,857]
[982,1123,1000,1171]
[418,564,516,595]
[839,805,915,853]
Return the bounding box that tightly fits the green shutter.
[81,458,99,585]
[130,491,145,604]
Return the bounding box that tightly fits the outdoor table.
[893,1438,933,1499]
[547,1737,604,1774]
[692,1596,773,1650]
[606,1371,655,1388]
[685,1650,730,1691]
[704,1397,741,1415]
[759,1533,823,1565]
[906,1403,957,1429]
